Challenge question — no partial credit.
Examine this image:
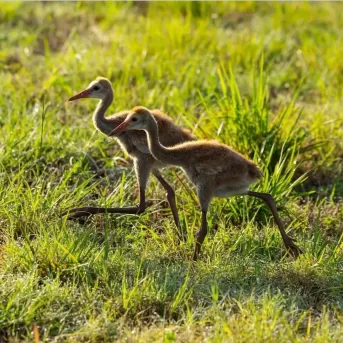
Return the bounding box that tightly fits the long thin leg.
[247,190,302,257]
[192,185,212,261]
[152,170,183,239]
[63,187,150,220]
[64,158,152,221]
[192,210,208,261]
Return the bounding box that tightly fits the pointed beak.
[109,120,130,136]
[69,89,91,101]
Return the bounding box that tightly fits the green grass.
[1,1,343,342]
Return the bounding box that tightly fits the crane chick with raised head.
[66,77,195,238]
[111,106,303,260]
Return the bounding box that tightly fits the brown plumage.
[111,106,302,260]
[65,77,195,238]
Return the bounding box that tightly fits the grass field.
[1,1,343,342]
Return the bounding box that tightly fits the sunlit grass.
[0,1,343,342]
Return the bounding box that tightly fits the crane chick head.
[110,106,155,135]
[69,77,112,101]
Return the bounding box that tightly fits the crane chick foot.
[62,200,154,221]
[283,235,303,258]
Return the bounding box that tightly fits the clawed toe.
[67,212,92,221]
[285,240,303,258]
[61,207,92,219]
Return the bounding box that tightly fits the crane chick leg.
[192,186,212,261]
[63,198,151,220]
[63,186,149,220]
[192,210,208,261]
[152,170,182,240]
[247,191,302,257]
[63,159,152,221]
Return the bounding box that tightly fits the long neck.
[145,119,184,166]
[92,91,115,135]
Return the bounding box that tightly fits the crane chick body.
[163,139,261,198]
[66,78,195,237]
[111,106,302,260]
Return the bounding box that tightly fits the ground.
[0,2,343,342]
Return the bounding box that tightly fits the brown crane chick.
[65,77,195,238]
[111,106,303,260]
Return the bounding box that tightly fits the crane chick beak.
[109,120,130,136]
[69,89,91,101]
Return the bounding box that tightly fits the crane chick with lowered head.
[65,77,196,238]
[111,106,303,260]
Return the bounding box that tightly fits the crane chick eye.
[131,117,138,122]
[93,85,100,91]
